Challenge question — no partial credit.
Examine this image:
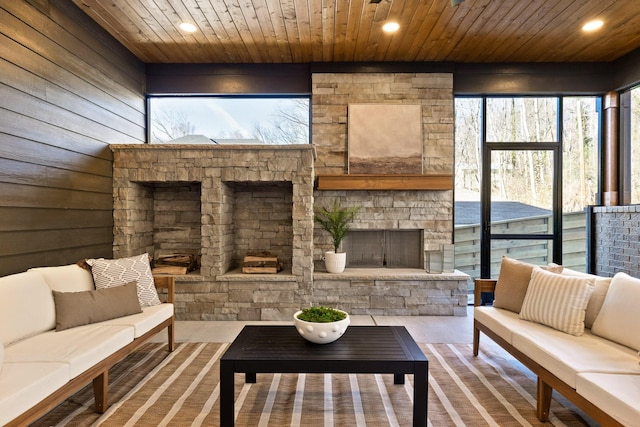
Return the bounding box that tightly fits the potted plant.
[314,200,360,273]
[293,306,351,344]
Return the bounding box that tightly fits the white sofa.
[0,262,175,426]
[474,257,640,427]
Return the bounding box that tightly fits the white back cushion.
[591,272,640,351]
[28,264,94,292]
[0,271,56,344]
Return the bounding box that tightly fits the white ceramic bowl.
[293,309,350,344]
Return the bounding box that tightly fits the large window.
[454,96,600,288]
[630,86,640,204]
[148,96,310,145]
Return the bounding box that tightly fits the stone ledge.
[218,268,297,282]
[314,268,469,281]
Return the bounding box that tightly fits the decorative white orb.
[293,309,350,344]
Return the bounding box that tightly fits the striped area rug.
[32,342,594,426]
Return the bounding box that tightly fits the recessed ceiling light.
[179,22,197,33]
[382,22,400,33]
[582,19,603,32]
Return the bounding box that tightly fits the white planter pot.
[324,251,346,273]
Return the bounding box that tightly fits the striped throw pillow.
[519,267,595,336]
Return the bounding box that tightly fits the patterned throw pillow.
[519,267,595,336]
[86,254,161,307]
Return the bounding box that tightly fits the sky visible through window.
[149,96,310,144]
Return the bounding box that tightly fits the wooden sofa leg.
[536,378,552,422]
[473,325,480,356]
[168,321,175,352]
[93,371,109,413]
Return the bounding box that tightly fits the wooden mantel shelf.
[316,174,453,191]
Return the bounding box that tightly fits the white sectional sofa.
[474,257,640,427]
[0,258,175,426]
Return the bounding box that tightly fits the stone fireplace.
[110,72,469,320]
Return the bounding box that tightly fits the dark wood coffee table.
[220,325,428,426]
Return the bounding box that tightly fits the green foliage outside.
[297,306,347,323]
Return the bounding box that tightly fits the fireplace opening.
[343,230,423,268]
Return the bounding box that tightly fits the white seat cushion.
[4,325,134,377]
[474,306,529,345]
[28,264,95,293]
[0,362,70,426]
[100,303,173,338]
[577,373,640,427]
[0,271,55,344]
[512,326,640,388]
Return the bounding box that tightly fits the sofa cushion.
[474,306,530,345]
[4,324,134,378]
[519,267,594,336]
[0,271,56,345]
[576,373,640,427]
[0,362,70,426]
[512,326,640,388]
[101,303,174,338]
[493,256,563,313]
[28,264,94,293]
[591,272,640,351]
[86,254,161,307]
[583,278,612,329]
[52,281,142,331]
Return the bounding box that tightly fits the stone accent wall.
[311,72,454,263]
[593,205,640,277]
[111,144,315,320]
[110,72,466,320]
[312,72,453,175]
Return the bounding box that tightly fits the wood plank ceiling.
[72,0,640,64]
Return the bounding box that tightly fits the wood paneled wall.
[0,0,145,276]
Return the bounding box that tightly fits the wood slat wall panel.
[0,32,144,126]
[0,0,145,276]
[0,85,142,145]
[48,0,145,89]
[0,207,113,232]
[0,7,144,114]
[0,134,112,177]
[0,183,113,211]
[0,228,113,257]
[0,244,114,277]
[0,59,144,141]
[0,158,112,194]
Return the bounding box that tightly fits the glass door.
[480,97,562,278]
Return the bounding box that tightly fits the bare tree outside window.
[631,87,640,204]
[149,97,310,145]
